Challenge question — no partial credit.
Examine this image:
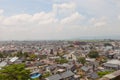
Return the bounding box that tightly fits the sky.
[0,0,120,40]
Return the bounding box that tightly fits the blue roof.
[30,73,41,79]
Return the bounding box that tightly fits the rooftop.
[46,74,62,80]
[0,61,7,68]
[106,59,120,65]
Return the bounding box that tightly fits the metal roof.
[106,59,120,65]
[10,57,18,62]
[46,74,62,80]
[104,63,119,68]
[0,61,7,67]
[81,66,91,72]
[46,70,74,80]
[60,71,74,78]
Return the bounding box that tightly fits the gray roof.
[46,70,74,80]
[81,66,91,72]
[10,57,18,62]
[0,61,7,68]
[60,71,74,78]
[89,72,99,79]
[57,63,70,68]
[46,74,62,80]
[104,63,119,68]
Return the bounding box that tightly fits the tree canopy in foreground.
[0,63,31,80]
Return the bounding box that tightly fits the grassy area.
[97,70,114,78]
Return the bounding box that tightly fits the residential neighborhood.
[0,40,120,80]
[1,0,120,80]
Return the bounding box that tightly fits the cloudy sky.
[0,0,120,40]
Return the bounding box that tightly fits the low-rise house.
[60,70,74,80]
[8,56,19,64]
[45,74,62,80]
[103,59,120,70]
[9,56,19,63]
[63,52,77,61]
[81,66,92,73]
[49,56,60,60]
[107,52,116,59]
[45,70,75,80]
[0,58,5,62]
[57,63,76,72]
[104,46,113,51]
[88,72,99,79]
[0,61,7,69]
[113,53,120,60]
[86,58,95,62]
[14,59,23,64]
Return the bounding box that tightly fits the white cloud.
[112,0,120,7]
[0,1,120,40]
[32,12,57,25]
[1,12,58,26]
[53,2,76,18]
[53,2,76,10]
[90,17,107,27]
[75,0,119,17]
[2,14,32,26]
[94,22,106,27]
[0,9,4,14]
[118,15,120,20]
[61,12,84,24]
[0,2,79,27]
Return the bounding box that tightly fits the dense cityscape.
[1,0,120,80]
[0,40,120,80]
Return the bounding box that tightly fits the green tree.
[68,45,74,47]
[16,51,23,58]
[78,57,86,65]
[88,50,99,58]
[0,53,4,58]
[29,54,37,61]
[104,43,112,47]
[0,64,31,80]
[23,52,29,58]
